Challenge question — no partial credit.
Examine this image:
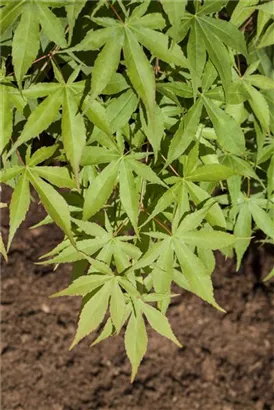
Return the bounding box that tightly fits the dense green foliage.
[1,0,274,380]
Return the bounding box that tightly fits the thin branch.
[113,218,129,237]
[143,209,172,235]
[9,136,24,166]
[109,3,123,22]
[160,154,180,177]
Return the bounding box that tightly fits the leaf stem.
[160,154,180,177]
[109,3,123,22]
[143,209,171,235]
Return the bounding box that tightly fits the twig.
[143,209,172,235]
[9,136,24,165]
[160,154,180,177]
[109,3,123,22]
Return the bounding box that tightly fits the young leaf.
[33,166,76,189]
[110,279,126,332]
[203,96,245,155]
[119,159,139,234]
[197,19,232,91]
[179,230,237,250]
[36,2,67,48]
[174,239,224,312]
[140,300,181,346]
[125,306,148,382]
[187,20,206,98]
[10,89,63,154]
[62,89,86,181]
[0,85,12,154]
[167,98,203,164]
[234,203,252,270]
[161,0,187,28]
[71,27,114,51]
[90,30,124,101]
[127,158,166,187]
[70,280,112,349]
[186,164,235,182]
[132,26,188,67]
[27,169,73,243]
[0,1,25,36]
[66,0,86,44]
[198,16,247,56]
[91,317,115,346]
[186,181,227,228]
[123,27,155,115]
[12,2,40,88]
[51,274,112,297]
[83,160,119,220]
[40,238,109,264]
[8,171,30,249]
[249,202,274,239]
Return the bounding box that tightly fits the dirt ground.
[1,187,274,410]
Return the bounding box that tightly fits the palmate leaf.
[249,202,274,239]
[203,96,246,156]
[62,88,86,182]
[0,84,12,154]
[131,12,166,30]
[110,278,126,332]
[107,88,139,134]
[197,0,228,15]
[27,145,58,167]
[90,29,124,101]
[140,300,181,346]
[119,159,139,234]
[9,88,63,156]
[186,181,227,228]
[173,239,224,311]
[70,280,113,349]
[178,230,237,250]
[0,166,23,183]
[33,166,76,189]
[161,0,187,28]
[39,237,109,264]
[127,158,166,187]
[35,1,67,48]
[186,164,236,182]
[234,202,252,270]
[123,27,155,115]
[196,18,232,92]
[132,25,188,67]
[0,0,25,36]
[12,2,40,88]
[51,274,113,297]
[167,98,203,165]
[243,82,270,131]
[125,303,148,382]
[197,16,247,56]
[27,169,74,243]
[83,160,120,220]
[187,20,206,97]
[8,171,30,249]
[65,0,87,44]
[70,26,115,51]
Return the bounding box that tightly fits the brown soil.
[1,187,274,410]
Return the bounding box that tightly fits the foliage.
[1,0,274,380]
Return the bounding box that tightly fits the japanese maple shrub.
[1,0,274,380]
